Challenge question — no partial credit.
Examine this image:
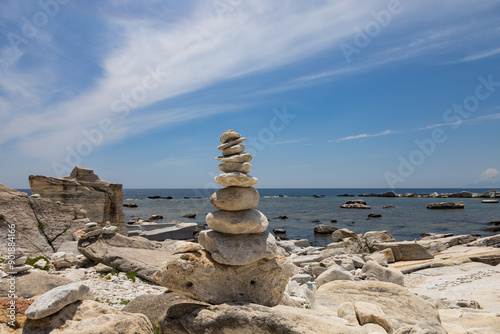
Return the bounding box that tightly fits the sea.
[117,188,499,247]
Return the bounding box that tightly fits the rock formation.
[29,166,125,224]
[153,130,293,306]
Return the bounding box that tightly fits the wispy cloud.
[446,47,500,64]
[419,112,500,130]
[331,130,397,143]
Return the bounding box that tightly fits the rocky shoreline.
[339,190,500,198]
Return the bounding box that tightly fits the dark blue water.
[120,188,499,246]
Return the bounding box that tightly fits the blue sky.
[1,0,500,189]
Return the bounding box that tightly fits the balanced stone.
[218,162,252,174]
[198,230,277,265]
[222,144,245,156]
[215,152,252,163]
[215,172,258,187]
[220,129,241,143]
[153,250,293,307]
[206,209,268,234]
[210,186,259,211]
[217,137,246,151]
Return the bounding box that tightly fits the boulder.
[361,260,404,286]
[313,225,338,234]
[153,250,293,307]
[25,282,93,320]
[161,303,369,334]
[354,301,392,333]
[467,234,500,247]
[314,280,446,333]
[0,271,75,298]
[123,291,210,326]
[331,228,359,241]
[0,184,54,256]
[363,231,397,245]
[315,265,353,287]
[373,241,434,261]
[206,209,268,234]
[29,166,125,224]
[427,202,465,209]
[198,230,277,265]
[78,232,177,282]
[210,186,260,211]
[22,300,153,334]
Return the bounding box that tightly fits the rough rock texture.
[29,166,125,224]
[221,144,245,156]
[22,300,153,334]
[210,186,260,211]
[78,232,177,282]
[361,260,404,286]
[354,301,392,333]
[427,202,465,209]
[198,230,277,265]
[0,271,75,299]
[314,280,446,333]
[220,129,242,143]
[153,250,294,307]
[123,292,210,326]
[315,265,353,287]
[363,231,397,245]
[373,241,434,261]
[215,152,253,163]
[161,303,369,334]
[313,225,338,234]
[206,209,268,234]
[215,172,258,187]
[218,162,252,174]
[25,283,93,319]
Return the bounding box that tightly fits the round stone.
[217,137,246,151]
[198,230,277,265]
[220,130,241,143]
[215,152,252,163]
[218,162,252,174]
[215,172,258,187]
[206,209,268,234]
[222,144,245,156]
[210,187,259,211]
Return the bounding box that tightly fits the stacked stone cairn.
[199,129,277,265]
[153,130,293,307]
[3,251,31,274]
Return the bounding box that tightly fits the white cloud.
[446,47,500,64]
[480,168,500,182]
[419,112,500,131]
[331,130,397,143]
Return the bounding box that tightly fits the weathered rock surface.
[153,250,293,307]
[341,200,371,209]
[220,129,242,143]
[217,137,246,150]
[161,303,369,334]
[427,202,465,209]
[215,172,258,187]
[205,209,268,234]
[0,271,75,298]
[363,231,396,245]
[222,144,245,156]
[23,300,153,334]
[29,166,125,224]
[210,186,260,211]
[313,224,338,234]
[215,152,253,163]
[315,265,353,287]
[78,232,177,282]
[25,282,93,319]
[467,234,500,247]
[218,162,252,174]
[361,260,404,286]
[198,230,277,265]
[314,280,446,333]
[373,241,434,261]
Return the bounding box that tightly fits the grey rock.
[354,301,393,333]
[25,282,93,319]
[215,172,258,187]
[361,260,404,286]
[0,271,75,298]
[94,263,114,273]
[373,241,433,261]
[198,230,277,265]
[217,137,247,150]
[314,225,338,234]
[220,129,242,143]
[222,144,245,156]
[29,166,125,224]
[210,186,260,211]
[218,162,252,174]
[206,209,268,234]
[427,202,465,209]
[153,250,293,307]
[315,265,353,287]
[363,231,397,245]
[215,152,253,163]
